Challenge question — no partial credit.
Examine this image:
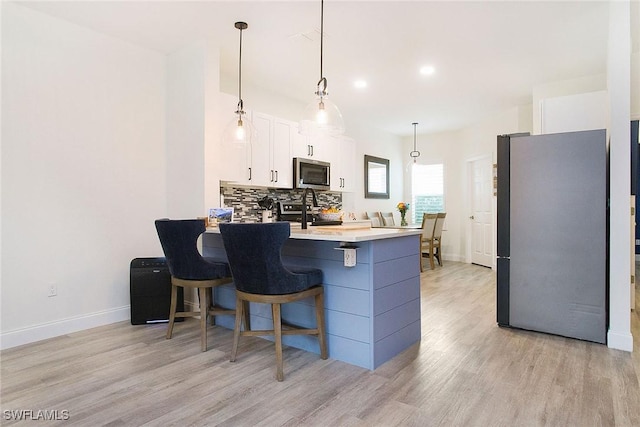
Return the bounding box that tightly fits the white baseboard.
[442,253,465,263]
[607,330,634,352]
[0,306,130,350]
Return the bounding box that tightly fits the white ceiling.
[16,0,611,136]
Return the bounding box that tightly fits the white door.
[470,156,493,267]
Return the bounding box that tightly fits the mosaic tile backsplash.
[221,186,342,223]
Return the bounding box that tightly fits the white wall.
[532,74,607,135]
[344,119,403,219]
[632,0,640,120]
[607,0,633,352]
[166,42,206,219]
[1,3,167,348]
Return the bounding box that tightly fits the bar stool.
[219,222,328,381]
[155,219,234,352]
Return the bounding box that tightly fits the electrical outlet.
[48,284,57,297]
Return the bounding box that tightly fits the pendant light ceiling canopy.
[299,0,345,137]
[223,21,256,146]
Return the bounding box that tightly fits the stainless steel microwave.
[293,158,330,190]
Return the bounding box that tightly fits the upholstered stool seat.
[219,222,328,381]
[155,219,235,352]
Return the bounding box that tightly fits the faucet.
[301,187,318,229]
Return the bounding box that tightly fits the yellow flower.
[396,202,409,213]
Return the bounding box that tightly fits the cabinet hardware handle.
[310,145,314,156]
[469,215,474,219]
[270,170,274,182]
[307,145,311,156]
[248,167,252,180]
[275,170,278,182]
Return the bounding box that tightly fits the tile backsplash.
[221,186,342,223]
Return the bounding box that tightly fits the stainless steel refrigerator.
[496,130,607,344]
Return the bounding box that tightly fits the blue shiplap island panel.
[202,229,421,370]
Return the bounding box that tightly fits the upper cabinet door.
[272,119,294,188]
[339,137,356,192]
[249,112,273,186]
[292,129,331,162]
[329,136,356,192]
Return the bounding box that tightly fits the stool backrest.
[219,222,303,294]
[155,219,208,280]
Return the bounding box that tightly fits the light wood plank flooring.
[2,262,639,426]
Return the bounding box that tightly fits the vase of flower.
[397,202,409,226]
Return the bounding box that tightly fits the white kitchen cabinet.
[233,112,292,188]
[330,136,356,192]
[292,130,332,162]
[271,118,294,188]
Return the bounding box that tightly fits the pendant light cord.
[234,22,248,112]
[320,0,324,81]
[315,0,328,95]
[410,122,420,160]
[238,25,243,111]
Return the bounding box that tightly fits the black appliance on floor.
[130,257,183,325]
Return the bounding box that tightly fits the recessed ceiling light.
[354,80,367,89]
[420,65,436,76]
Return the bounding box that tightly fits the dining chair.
[218,222,328,381]
[420,213,439,271]
[433,212,447,266]
[365,212,383,227]
[155,219,235,352]
[380,212,395,226]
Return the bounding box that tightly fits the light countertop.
[205,223,422,242]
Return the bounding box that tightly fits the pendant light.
[405,122,420,173]
[223,22,256,146]
[299,0,345,137]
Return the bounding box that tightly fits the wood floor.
[2,262,639,426]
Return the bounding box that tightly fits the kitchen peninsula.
[203,225,422,370]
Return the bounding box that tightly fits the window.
[411,163,444,223]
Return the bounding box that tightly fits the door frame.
[465,153,496,269]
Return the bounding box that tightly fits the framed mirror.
[364,155,390,199]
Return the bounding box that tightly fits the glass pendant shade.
[223,108,256,148]
[300,93,344,136]
[405,157,419,174]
